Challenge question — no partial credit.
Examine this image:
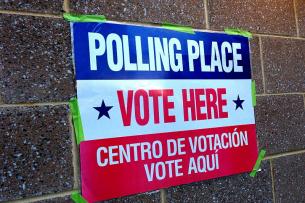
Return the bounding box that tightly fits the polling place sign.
[71,22,258,202]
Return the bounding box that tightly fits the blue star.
[233,95,245,110]
[93,100,113,119]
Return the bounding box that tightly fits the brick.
[167,161,272,203]
[208,0,297,36]
[262,37,305,93]
[250,37,263,94]
[0,0,63,14]
[0,105,74,202]
[272,153,305,203]
[0,14,75,104]
[70,0,205,28]
[101,191,160,203]
[33,195,73,203]
[255,95,305,155]
[296,0,305,37]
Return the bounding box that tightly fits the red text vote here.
[117,88,228,126]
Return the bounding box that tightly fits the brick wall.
[0,0,304,202]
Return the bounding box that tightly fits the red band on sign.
[80,124,258,202]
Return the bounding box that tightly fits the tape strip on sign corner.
[224,28,252,38]
[64,13,107,22]
[71,192,88,203]
[252,80,256,107]
[250,149,266,177]
[69,97,85,145]
[162,22,195,34]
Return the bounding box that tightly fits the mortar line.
[121,19,304,41]
[69,113,81,189]
[256,92,305,97]
[253,33,305,40]
[0,10,62,18]
[160,189,167,203]
[6,190,79,203]
[270,160,276,203]
[258,36,266,94]
[0,101,69,108]
[63,0,70,13]
[203,0,210,29]
[303,94,305,109]
[264,149,305,160]
[293,0,300,37]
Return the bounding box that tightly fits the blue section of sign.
[72,22,251,80]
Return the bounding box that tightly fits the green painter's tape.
[250,149,266,177]
[252,80,256,107]
[64,13,107,22]
[69,98,84,145]
[71,192,87,203]
[162,22,195,34]
[224,28,252,38]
